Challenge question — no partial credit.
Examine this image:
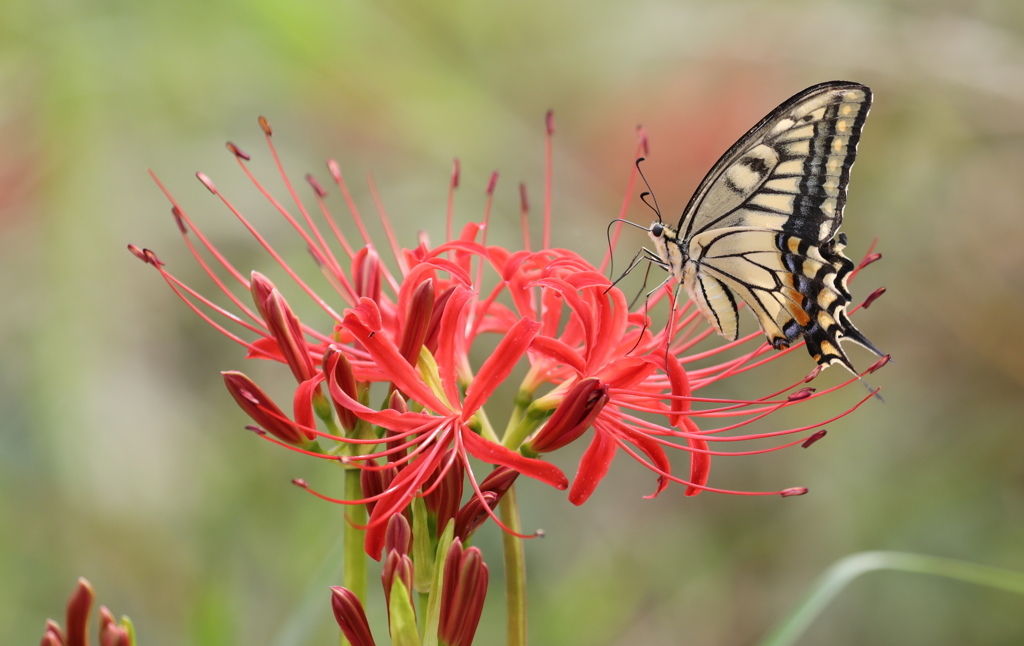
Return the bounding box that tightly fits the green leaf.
[759,550,1024,646]
[388,577,422,646]
[412,496,434,593]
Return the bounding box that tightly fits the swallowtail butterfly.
[640,81,884,374]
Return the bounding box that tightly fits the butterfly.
[635,81,884,374]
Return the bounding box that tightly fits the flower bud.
[360,458,398,517]
[352,247,382,302]
[439,540,488,646]
[384,513,412,557]
[526,378,609,454]
[398,279,434,365]
[330,587,377,646]
[423,450,463,538]
[323,346,359,432]
[250,272,316,384]
[223,371,310,445]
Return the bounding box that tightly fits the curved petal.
[462,317,541,416]
[567,430,616,506]
[616,423,671,499]
[365,440,449,559]
[528,336,586,375]
[327,376,444,434]
[293,375,324,439]
[436,285,475,407]
[681,416,710,497]
[342,309,452,415]
[460,427,568,489]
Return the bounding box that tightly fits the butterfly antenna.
[635,157,663,223]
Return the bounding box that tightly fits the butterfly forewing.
[653,81,882,374]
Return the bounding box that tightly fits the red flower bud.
[65,577,93,646]
[454,491,498,542]
[250,272,316,384]
[423,450,464,537]
[360,458,399,517]
[223,371,310,445]
[398,279,434,365]
[382,550,415,625]
[352,247,382,302]
[323,346,359,432]
[527,378,609,453]
[330,587,377,646]
[439,540,488,646]
[383,513,412,557]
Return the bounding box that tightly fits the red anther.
[306,173,327,197]
[787,387,816,402]
[196,171,216,193]
[804,364,823,383]
[171,205,187,233]
[637,125,649,156]
[486,171,499,195]
[327,158,342,183]
[244,425,268,437]
[127,244,149,262]
[291,478,308,488]
[545,110,554,135]
[858,252,882,270]
[802,429,828,448]
[225,142,250,160]
[258,115,272,136]
[451,158,460,189]
[780,487,808,497]
[308,245,325,267]
[868,354,891,374]
[143,248,163,266]
[519,182,529,212]
[862,286,886,309]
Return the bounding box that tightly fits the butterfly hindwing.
[649,81,883,373]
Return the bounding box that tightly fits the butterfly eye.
[651,223,664,237]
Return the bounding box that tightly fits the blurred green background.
[3,0,1024,644]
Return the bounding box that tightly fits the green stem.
[342,468,368,602]
[498,485,527,646]
[759,550,1024,646]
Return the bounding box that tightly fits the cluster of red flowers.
[126,115,885,642]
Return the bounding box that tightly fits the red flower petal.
[435,286,475,408]
[681,417,710,497]
[462,317,541,416]
[567,431,616,505]
[460,427,567,489]
[528,336,586,375]
[342,308,451,415]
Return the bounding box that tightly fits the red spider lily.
[509,247,887,505]
[130,112,885,559]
